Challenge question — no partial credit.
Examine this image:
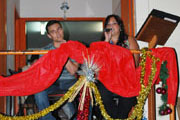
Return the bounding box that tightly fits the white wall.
[19,0,112,18]
[112,0,121,16]
[135,0,180,120]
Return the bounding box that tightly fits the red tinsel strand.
[77,87,90,120]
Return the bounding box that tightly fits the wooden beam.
[148,35,157,120]
[0,49,143,55]
[148,35,158,48]
[0,0,7,114]
[0,50,49,55]
[121,0,135,36]
[170,104,175,120]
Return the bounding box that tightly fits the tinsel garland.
[77,87,90,120]
[0,48,159,120]
[0,76,84,120]
[76,54,98,120]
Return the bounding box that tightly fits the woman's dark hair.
[46,20,62,34]
[101,14,128,47]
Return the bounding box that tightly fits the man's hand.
[65,59,79,75]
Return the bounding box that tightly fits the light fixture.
[60,0,69,19]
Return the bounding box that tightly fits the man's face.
[47,23,64,42]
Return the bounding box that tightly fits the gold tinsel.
[90,48,159,120]
[0,76,84,120]
[0,48,160,120]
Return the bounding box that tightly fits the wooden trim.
[15,11,26,70]
[170,104,175,120]
[0,49,142,55]
[0,0,7,114]
[128,0,132,36]
[121,0,135,37]
[0,0,7,75]
[132,0,136,36]
[121,0,129,35]
[20,17,105,21]
[148,87,156,120]
[15,8,20,70]
[147,35,157,120]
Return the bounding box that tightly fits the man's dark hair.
[46,20,62,34]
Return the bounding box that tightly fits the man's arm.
[65,59,79,75]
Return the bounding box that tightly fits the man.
[34,20,79,120]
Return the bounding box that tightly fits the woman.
[102,14,139,66]
[95,14,139,119]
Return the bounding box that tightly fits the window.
[26,21,103,49]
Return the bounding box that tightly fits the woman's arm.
[128,36,140,67]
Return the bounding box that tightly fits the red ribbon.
[77,87,90,120]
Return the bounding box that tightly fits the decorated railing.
[0,41,178,120]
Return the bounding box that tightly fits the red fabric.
[0,47,68,96]
[151,47,178,105]
[88,42,140,97]
[135,47,178,105]
[0,41,178,105]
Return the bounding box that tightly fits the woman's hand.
[104,29,112,42]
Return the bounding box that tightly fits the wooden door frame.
[0,0,7,75]
[121,0,135,37]
[15,17,105,69]
[0,0,7,114]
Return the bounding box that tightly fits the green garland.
[157,61,172,115]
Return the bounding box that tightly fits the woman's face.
[106,17,120,36]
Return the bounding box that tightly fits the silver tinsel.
[77,56,101,82]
